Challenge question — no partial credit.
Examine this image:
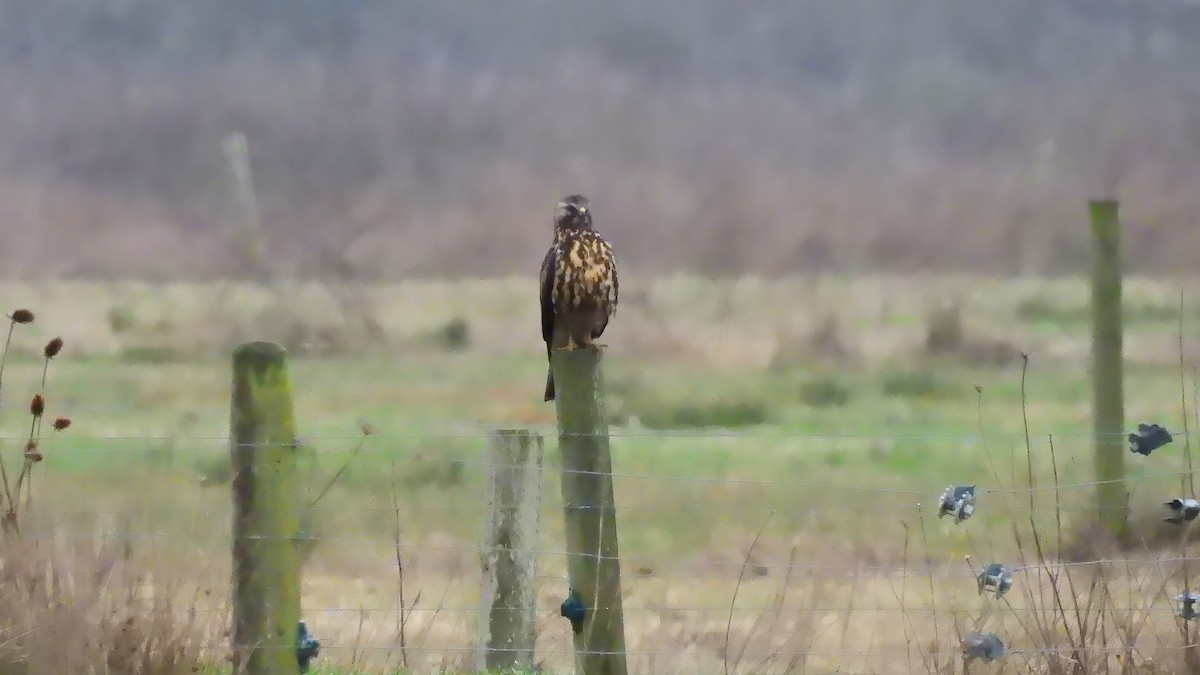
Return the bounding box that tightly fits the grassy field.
[3,275,1200,673]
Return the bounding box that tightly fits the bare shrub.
[0,306,213,674]
[0,539,213,674]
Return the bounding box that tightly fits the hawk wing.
[539,243,558,353]
[591,237,618,339]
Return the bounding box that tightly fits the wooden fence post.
[230,341,303,674]
[551,348,628,675]
[1090,199,1127,536]
[478,428,544,672]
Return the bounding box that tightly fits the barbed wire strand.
[170,604,1195,615]
[181,642,1198,658]
[0,428,1172,440]
[4,450,1196,498]
[13,529,1200,575]
[28,502,1183,514]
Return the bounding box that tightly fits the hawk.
[540,194,619,402]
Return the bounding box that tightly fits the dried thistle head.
[358,420,377,436]
[8,309,33,324]
[44,337,63,359]
[53,417,71,431]
[23,441,42,463]
[30,394,44,417]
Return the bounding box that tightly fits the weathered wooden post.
[478,428,544,671]
[551,348,628,675]
[230,341,303,674]
[1090,199,1127,536]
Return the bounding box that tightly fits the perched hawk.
[540,194,619,401]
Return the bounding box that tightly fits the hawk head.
[554,194,592,231]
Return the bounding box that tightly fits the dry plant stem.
[33,357,49,438]
[973,384,1021,568]
[1180,290,1195,497]
[898,541,911,670]
[413,579,450,653]
[889,522,917,675]
[1048,435,1090,671]
[1180,291,1193,621]
[1020,352,1036,510]
[1022,364,1083,668]
[1194,366,1200,475]
[0,319,13,395]
[1192,361,1200,663]
[1182,521,1200,665]
[307,429,369,508]
[351,608,367,669]
[724,510,774,675]
[975,386,1006,497]
[915,511,940,673]
[1012,355,1056,658]
[14,357,53,513]
[13,412,40,499]
[747,543,802,674]
[389,457,410,670]
[972,383,1048,651]
[0,318,19,514]
[1177,294,1200,668]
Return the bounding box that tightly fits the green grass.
[2,275,1197,673]
[11,295,1182,513]
[15,346,1187,563]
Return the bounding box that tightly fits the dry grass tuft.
[769,313,857,372]
[0,538,215,674]
[0,306,216,674]
[923,303,1021,367]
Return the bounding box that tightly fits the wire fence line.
[26,502,1181,514]
[0,427,1181,439]
[0,397,1184,440]
[161,604,1200,615]
[15,527,1200,576]
[11,435,1197,499]
[148,643,1187,658]
[15,422,1200,673]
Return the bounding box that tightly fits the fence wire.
[5,424,1200,674]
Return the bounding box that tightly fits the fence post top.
[234,341,286,356]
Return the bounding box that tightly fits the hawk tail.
[543,342,556,401]
[544,368,556,402]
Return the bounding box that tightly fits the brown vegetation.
[0,538,212,674]
[1,1,1200,280]
[0,307,214,673]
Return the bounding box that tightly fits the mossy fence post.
[551,348,629,675]
[477,428,544,672]
[1090,199,1127,537]
[230,341,303,674]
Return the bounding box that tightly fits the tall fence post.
[551,348,629,675]
[1090,199,1127,536]
[230,341,303,674]
[478,428,544,672]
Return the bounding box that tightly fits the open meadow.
[3,3,1199,673]
[2,274,1200,673]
